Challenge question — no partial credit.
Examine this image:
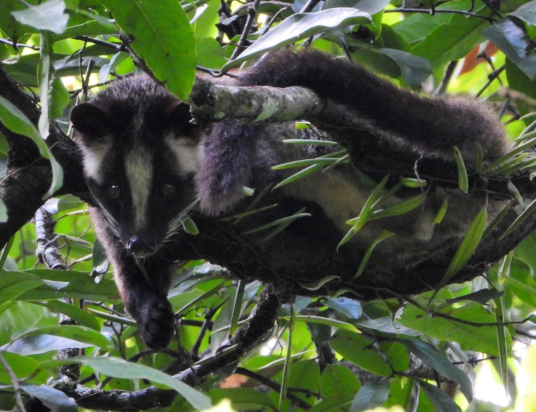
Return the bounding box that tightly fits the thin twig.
[230,0,262,60]
[385,8,495,23]
[235,367,312,410]
[0,38,39,50]
[73,36,124,52]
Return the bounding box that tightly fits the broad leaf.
[223,8,371,70]
[21,384,77,412]
[401,339,473,402]
[103,0,196,100]
[350,378,390,412]
[12,0,68,34]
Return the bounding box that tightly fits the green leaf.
[453,147,468,193]
[21,384,77,412]
[331,330,391,376]
[354,230,394,279]
[280,305,296,408]
[372,196,423,219]
[0,201,6,223]
[350,378,390,412]
[0,352,40,384]
[33,300,101,331]
[323,297,362,319]
[494,289,510,399]
[182,216,199,235]
[320,365,361,398]
[222,8,371,70]
[11,325,113,350]
[441,202,487,287]
[12,0,69,34]
[209,388,277,411]
[41,356,212,410]
[0,271,43,305]
[380,342,410,373]
[103,0,196,100]
[412,11,486,71]
[510,2,536,26]
[309,395,355,412]
[399,303,508,357]
[0,96,63,198]
[401,339,473,402]
[378,48,431,87]
[272,164,324,189]
[483,17,536,80]
[16,269,119,303]
[434,197,449,224]
[501,197,536,239]
[418,381,462,412]
[295,315,360,333]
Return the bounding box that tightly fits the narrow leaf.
[354,230,395,279]
[402,339,473,402]
[454,147,468,193]
[441,202,487,286]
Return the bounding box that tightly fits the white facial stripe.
[79,140,112,184]
[125,145,153,229]
[165,134,204,175]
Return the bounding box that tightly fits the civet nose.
[127,236,156,257]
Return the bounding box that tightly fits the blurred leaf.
[309,395,355,412]
[0,96,63,198]
[510,1,536,25]
[34,300,101,331]
[4,334,93,355]
[378,48,430,86]
[412,11,485,71]
[320,364,361,398]
[0,271,43,305]
[379,342,410,372]
[41,356,212,410]
[296,315,360,332]
[12,0,69,34]
[350,378,390,412]
[399,303,508,356]
[483,17,536,80]
[331,330,391,376]
[16,270,119,303]
[454,147,469,192]
[223,8,371,70]
[209,388,277,411]
[440,203,487,286]
[103,0,196,100]
[11,325,112,350]
[324,297,362,319]
[418,381,462,412]
[21,384,77,412]
[401,339,473,402]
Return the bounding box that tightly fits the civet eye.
[162,183,176,198]
[107,185,121,200]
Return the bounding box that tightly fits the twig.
[476,65,505,97]
[230,0,262,60]
[73,36,124,52]
[235,367,312,410]
[0,351,26,412]
[385,8,495,23]
[0,38,39,50]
